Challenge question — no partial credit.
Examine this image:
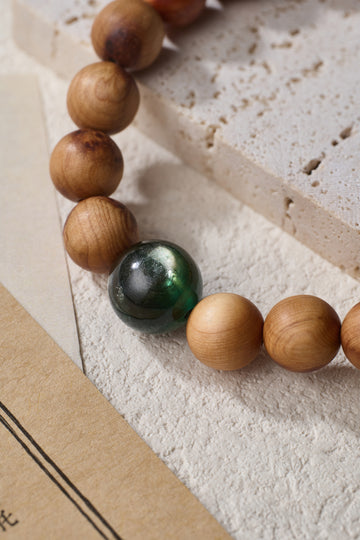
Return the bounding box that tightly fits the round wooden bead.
[67,62,140,135]
[263,295,341,372]
[49,130,124,202]
[186,293,264,371]
[144,0,206,27]
[341,303,360,369]
[91,0,165,71]
[63,196,139,273]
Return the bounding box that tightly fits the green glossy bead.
[108,240,203,334]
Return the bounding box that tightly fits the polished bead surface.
[187,293,264,371]
[341,302,360,369]
[50,129,124,201]
[108,241,202,333]
[63,196,139,273]
[67,62,140,135]
[144,0,206,27]
[263,295,341,372]
[91,0,165,71]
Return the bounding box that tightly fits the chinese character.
[0,510,19,532]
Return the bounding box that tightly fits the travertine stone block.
[13,0,360,276]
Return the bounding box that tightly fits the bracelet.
[49,0,360,374]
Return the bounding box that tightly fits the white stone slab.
[12,0,360,277]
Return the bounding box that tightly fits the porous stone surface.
[12,0,360,277]
[5,1,360,539]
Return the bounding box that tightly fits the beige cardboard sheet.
[0,284,230,539]
[0,74,81,368]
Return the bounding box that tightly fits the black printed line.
[0,402,122,540]
[0,414,109,539]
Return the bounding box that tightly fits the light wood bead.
[263,295,341,372]
[341,303,360,369]
[63,196,139,273]
[67,62,140,135]
[91,0,165,71]
[186,293,264,371]
[50,130,124,202]
[144,0,206,27]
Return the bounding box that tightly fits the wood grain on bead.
[67,62,140,135]
[144,0,206,27]
[63,196,139,273]
[263,295,341,372]
[50,130,124,202]
[91,0,165,71]
[186,293,264,371]
[341,303,360,369]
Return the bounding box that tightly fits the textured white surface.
[12,0,360,277]
[4,1,360,539]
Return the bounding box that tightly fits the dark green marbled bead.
[108,240,203,334]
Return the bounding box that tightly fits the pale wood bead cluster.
[49,0,360,373]
[187,293,360,373]
[50,0,207,274]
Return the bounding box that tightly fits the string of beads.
[50,0,360,373]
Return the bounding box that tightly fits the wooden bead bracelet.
[49,0,360,373]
